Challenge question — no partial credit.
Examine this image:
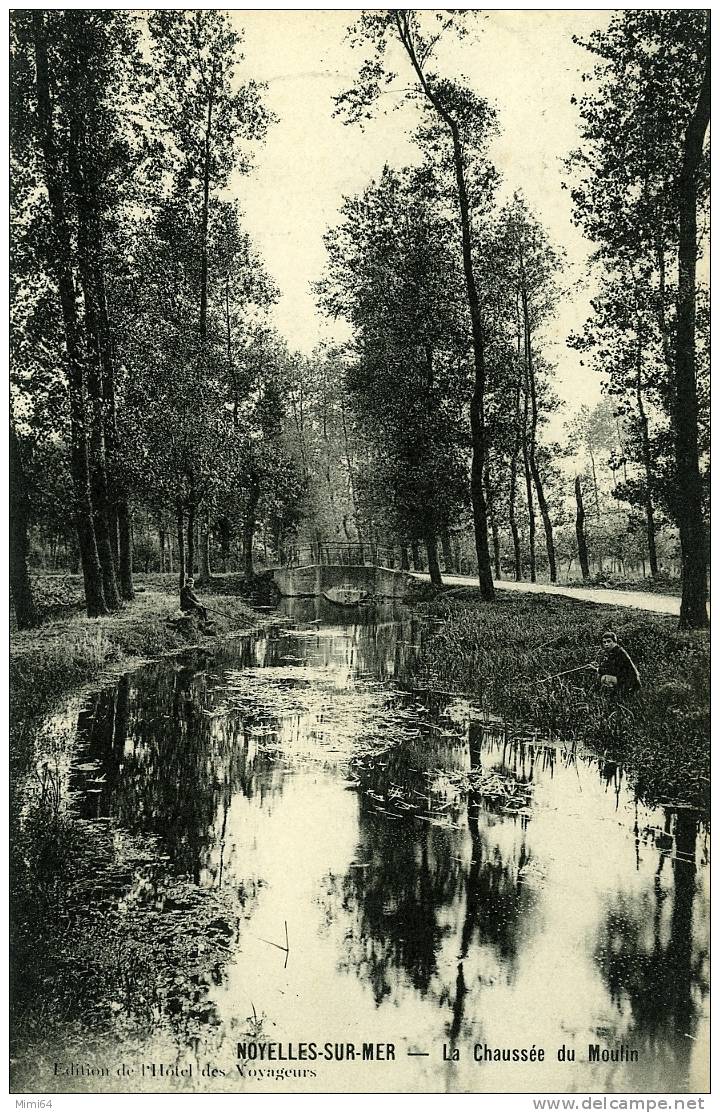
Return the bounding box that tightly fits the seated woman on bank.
[180,577,208,622]
[596,630,640,696]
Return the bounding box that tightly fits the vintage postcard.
[9,8,709,1101]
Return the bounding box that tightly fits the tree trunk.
[469,406,494,597]
[522,282,557,583]
[199,85,214,340]
[484,460,501,580]
[225,274,233,369]
[176,494,186,592]
[118,505,133,595]
[200,525,211,582]
[197,513,211,584]
[641,430,659,578]
[530,465,556,582]
[425,534,443,587]
[574,476,590,581]
[441,529,454,574]
[186,501,195,579]
[92,244,122,585]
[159,526,166,573]
[509,367,522,581]
[88,420,121,606]
[521,372,536,582]
[107,506,120,570]
[491,519,501,581]
[32,12,107,617]
[67,8,133,604]
[87,366,120,607]
[244,479,260,580]
[674,19,709,629]
[9,423,39,628]
[588,446,601,519]
[340,398,361,541]
[635,333,659,578]
[68,112,121,612]
[218,517,231,572]
[508,458,522,581]
[615,417,629,484]
[396,15,493,599]
[97,275,133,601]
[655,238,677,392]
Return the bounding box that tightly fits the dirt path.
[414,573,684,616]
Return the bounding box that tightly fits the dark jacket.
[180,585,204,613]
[598,644,640,695]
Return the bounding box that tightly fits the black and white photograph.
[9,8,710,1099]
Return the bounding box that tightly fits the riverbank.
[9,585,710,1091]
[10,578,270,776]
[411,587,710,811]
[10,591,709,1093]
[11,578,709,808]
[10,580,268,1085]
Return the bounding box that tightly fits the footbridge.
[272,542,416,600]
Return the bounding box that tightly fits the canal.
[26,601,710,1093]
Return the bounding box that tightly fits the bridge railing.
[285,542,403,569]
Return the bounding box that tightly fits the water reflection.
[60,610,708,1093]
[594,811,709,1091]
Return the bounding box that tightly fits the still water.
[59,601,708,1093]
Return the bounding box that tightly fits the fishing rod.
[538,658,600,685]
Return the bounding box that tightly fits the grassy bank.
[564,571,683,596]
[411,588,709,811]
[9,577,709,1083]
[10,781,253,1088]
[10,576,267,764]
[10,575,270,1084]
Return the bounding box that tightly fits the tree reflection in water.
[332,807,462,1002]
[68,639,292,883]
[61,617,709,1089]
[324,718,534,1044]
[593,811,709,1089]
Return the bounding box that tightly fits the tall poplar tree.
[569,9,709,627]
[335,11,498,599]
[147,10,272,581]
[320,165,471,585]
